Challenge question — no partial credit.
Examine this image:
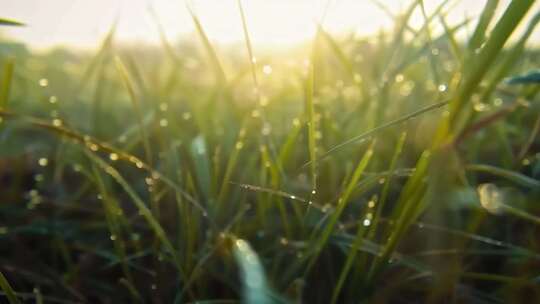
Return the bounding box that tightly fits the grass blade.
[0,18,24,26]
[0,272,21,304]
[232,238,273,304]
[0,59,14,109]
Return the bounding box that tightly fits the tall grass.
[0,1,539,303]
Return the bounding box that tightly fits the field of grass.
[1,1,540,303]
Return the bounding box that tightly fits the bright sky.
[0,0,538,50]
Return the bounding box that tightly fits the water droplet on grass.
[52,119,62,127]
[39,78,48,87]
[477,183,503,215]
[438,84,447,92]
[109,153,119,161]
[38,158,48,167]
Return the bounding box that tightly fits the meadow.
[1,0,540,303]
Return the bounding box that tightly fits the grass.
[1,1,540,302]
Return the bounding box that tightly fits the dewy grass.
[1,0,540,302]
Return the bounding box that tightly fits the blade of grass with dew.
[90,164,135,290]
[260,145,294,235]
[306,141,375,272]
[0,59,14,109]
[331,218,369,304]
[441,0,535,140]
[467,0,499,54]
[367,150,432,283]
[369,131,407,240]
[0,271,21,304]
[0,109,207,215]
[308,100,448,165]
[85,151,186,278]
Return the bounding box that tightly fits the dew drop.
[159,118,168,127]
[473,102,488,112]
[38,158,48,167]
[52,119,63,127]
[159,103,168,111]
[477,183,503,215]
[438,84,447,92]
[110,235,117,241]
[89,143,99,151]
[109,153,119,161]
[39,78,48,87]
[49,96,58,104]
[182,112,192,120]
[363,219,371,226]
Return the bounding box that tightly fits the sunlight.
[0,0,536,49]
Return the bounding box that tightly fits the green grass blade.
[310,100,448,164]
[0,18,24,26]
[307,141,375,271]
[467,0,499,53]
[0,59,14,109]
[232,238,273,304]
[446,0,535,129]
[467,164,540,188]
[86,152,186,277]
[0,272,21,304]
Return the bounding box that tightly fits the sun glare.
[0,0,536,49]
